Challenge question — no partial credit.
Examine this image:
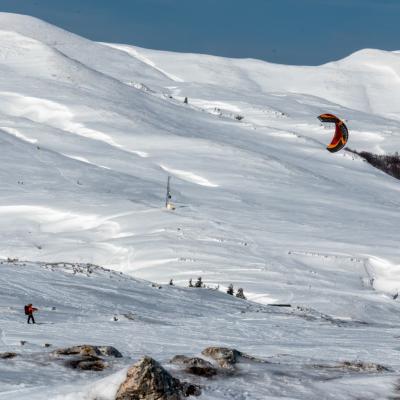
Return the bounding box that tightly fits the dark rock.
[116,356,200,400]
[97,346,123,358]
[0,352,17,359]
[65,356,107,371]
[171,355,217,377]
[181,382,201,397]
[151,283,162,289]
[123,312,135,321]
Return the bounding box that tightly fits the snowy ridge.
[1,12,400,399]
[125,44,400,117]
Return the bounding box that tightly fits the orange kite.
[318,114,349,153]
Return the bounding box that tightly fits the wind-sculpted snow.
[1,11,400,399]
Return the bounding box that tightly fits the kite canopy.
[318,114,349,153]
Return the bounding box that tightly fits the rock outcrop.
[201,347,267,370]
[338,361,389,372]
[53,345,122,372]
[170,355,217,377]
[201,347,242,369]
[313,361,390,372]
[116,356,200,400]
[53,345,122,358]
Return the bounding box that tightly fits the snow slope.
[1,12,400,399]
[1,260,400,400]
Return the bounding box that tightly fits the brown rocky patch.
[53,345,122,358]
[65,356,107,371]
[116,356,200,400]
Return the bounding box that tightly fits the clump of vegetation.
[186,278,246,297]
[347,149,400,180]
[187,277,204,288]
[226,284,246,299]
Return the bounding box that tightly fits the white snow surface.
[1,12,400,399]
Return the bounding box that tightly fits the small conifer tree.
[195,277,203,288]
[227,284,234,295]
[236,288,246,300]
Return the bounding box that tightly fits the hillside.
[1,12,400,399]
[1,260,399,400]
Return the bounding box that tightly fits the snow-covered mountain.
[1,12,400,399]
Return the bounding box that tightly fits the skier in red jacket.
[25,304,38,324]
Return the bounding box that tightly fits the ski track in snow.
[159,164,219,187]
[101,42,185,83]
[0,126,37,144]
[61,154,111,170]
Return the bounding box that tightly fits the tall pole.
[165,176,171,208]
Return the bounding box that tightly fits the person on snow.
[25,304,38,324]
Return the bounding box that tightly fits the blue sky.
[0,0,399,65]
